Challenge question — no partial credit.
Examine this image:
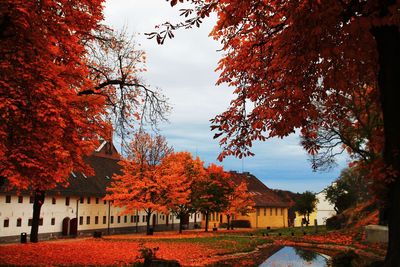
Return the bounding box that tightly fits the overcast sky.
[103,0,349,193]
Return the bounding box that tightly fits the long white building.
[0,141,201,242]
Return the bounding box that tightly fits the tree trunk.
[226,215,231,230]
[372,25,400,267]
[179,213,183,234]
[30,190,45,243]
[146,209,152,235]
[205,210,209,232]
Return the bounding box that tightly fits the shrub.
[326,214,346,230]
[231,220,251,228]
[329,250,359,267]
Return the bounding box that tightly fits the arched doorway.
[62,217,70,236]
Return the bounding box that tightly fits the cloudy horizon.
[104,0,349,194]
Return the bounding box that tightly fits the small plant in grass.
[137,243,159,266]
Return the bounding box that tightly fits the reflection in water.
[259,246,329,267]
[294,247,318,262]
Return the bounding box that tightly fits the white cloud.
[104,0,349,193]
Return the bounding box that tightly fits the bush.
[231,220,251,228]
[326,214,346,230]
[329,250,359,267]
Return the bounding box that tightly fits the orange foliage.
[106,132,172,215]
[0,0,107,192]
[0,239,220,266]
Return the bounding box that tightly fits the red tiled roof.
[229,171,289,208]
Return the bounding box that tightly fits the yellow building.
[294,211,317,227]
[204,172,290,229]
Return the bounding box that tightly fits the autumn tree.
[159,152,206,233]
[0,0,107,243]
[223,180,253,230]
[153,1,400,264]
[192,163,232,232]
[294,191,318,227]
[106,131,172,235]
[0,1,168,242]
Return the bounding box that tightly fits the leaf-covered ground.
[0,228,386,266]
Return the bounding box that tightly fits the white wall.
[0,194,201,238]
[316,191,336,225]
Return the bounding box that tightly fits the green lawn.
[256,225,328,236]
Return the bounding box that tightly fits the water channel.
[259,246,330,267]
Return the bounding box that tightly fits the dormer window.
[71,172,77,178]
[81,172,87,178]
[105,175,110,180]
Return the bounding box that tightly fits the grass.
[117,235,272,255]
[256,225,328,236]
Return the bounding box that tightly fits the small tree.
[224,181,254,230]
[106,131,172,235]
[325,167,370,213]
[294,191,318,226]
[192,164,232,232]
[160,152,205,233]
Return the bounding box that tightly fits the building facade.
[205,172,290,229]
[0,141,200,242]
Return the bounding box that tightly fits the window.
[16,218,22,227]
[39,218,43,226]
[51,218,55,225]
[79,216,83,225]
[80,197,84,204]
[264,208,266,216]
[131,215,134,223]
[110,216,114,224]
[275,208,278,216]
[5,195,11,203]
[280,208,283,216]
[124,216,127,223]
[30,196,34,204]
[65,197,70,206]
[117,216,120,223]
[18,196,23,203]
[28,219,33,226]
[257,208,260,216]
[142,215,146,223]
[95,198,99,204]
[104,200,107,205]
[52,197,56,204]
[86,216,90,224]
[87,197,91,204]
[95,216,99,224]
[4,219,9,227]
[103,216,107,224]
[270,208,272,216]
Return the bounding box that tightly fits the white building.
[315,190,336,225]
[0,141,201,242]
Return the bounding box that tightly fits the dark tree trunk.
[146,209,152,235]
[204,211,209,232]
[226,215,231,230]
[372,25,400,267]
[30,190,45,243]
[179,213,183,234]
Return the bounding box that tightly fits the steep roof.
[0,141,121,197]
[229,171,289,208]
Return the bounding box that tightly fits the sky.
[103,0,349,193]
